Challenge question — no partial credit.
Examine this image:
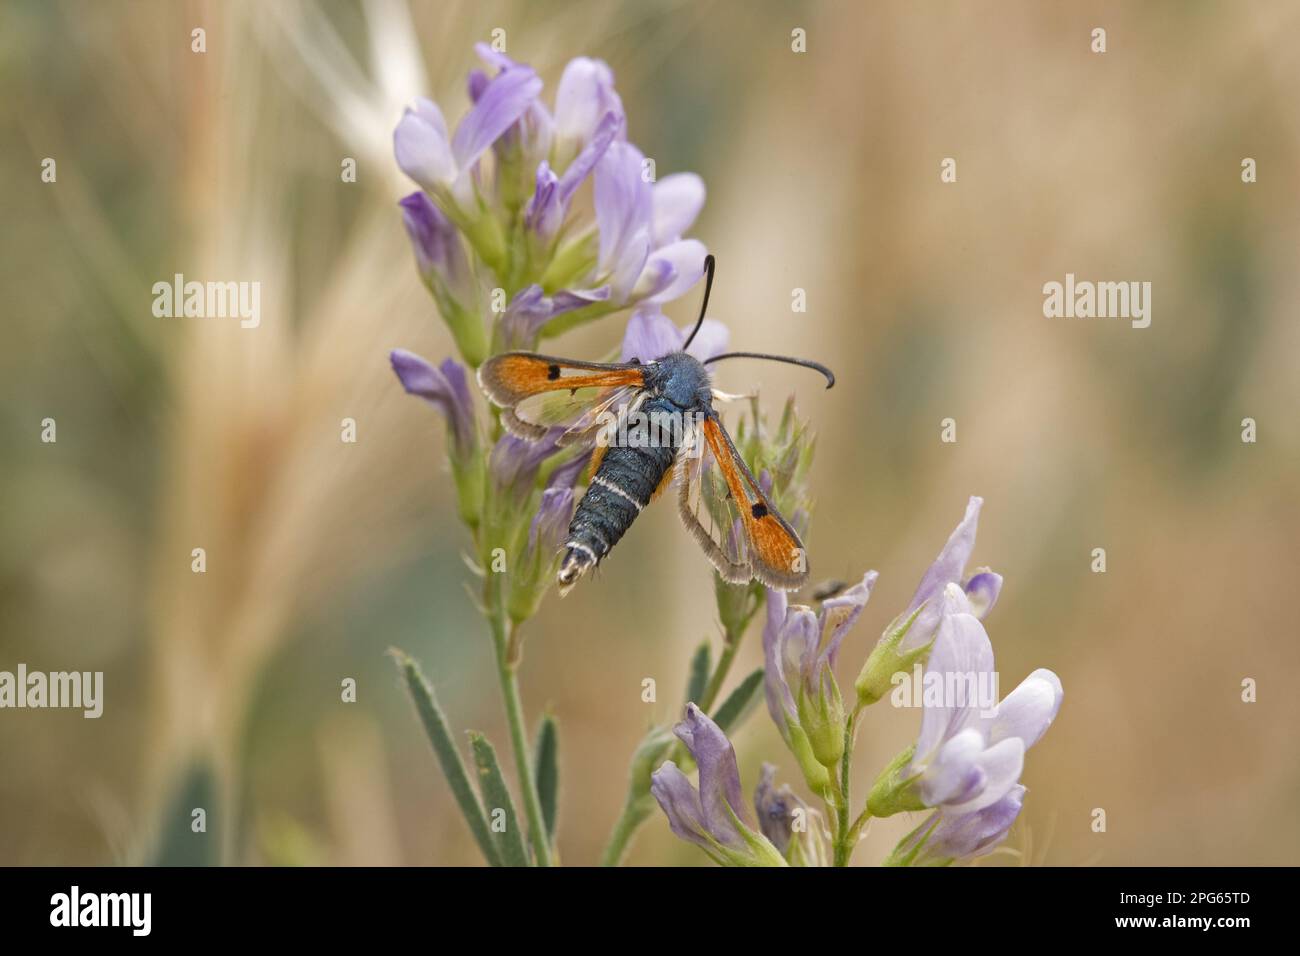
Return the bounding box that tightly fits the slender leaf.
[711,667,765,734]
[153,760,218,866]
[533,713,560,842]
[469,733,530,867]
[394,651,501,867]
[684,641,711,706]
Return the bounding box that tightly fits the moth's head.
[649,350,714,409]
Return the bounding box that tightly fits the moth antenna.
[680,254,716,352]
[702,351,836,389]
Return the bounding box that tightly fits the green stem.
[599,798,654,867]
[698,637,741,712]
[486,585,552,867]
[599,621,746,866]
[832,723,854,867]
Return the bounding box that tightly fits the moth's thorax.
[644,351,713,411]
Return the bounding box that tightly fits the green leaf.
[533,713,560,843]
[152,759,218,866]
[394,651,501,867]
[711,667,765,734]
[469,733,530,867]
[685,641,711,706]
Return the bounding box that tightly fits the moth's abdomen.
[557,398,682,593]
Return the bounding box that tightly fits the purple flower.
[469,44,554,171]
[507,482,577,623]
[394,65,542,205]
[552,56,625,168]
[524,112,623,243]
[650,704,785,867]
[899,496,1003,651]
[545,450,592,491]
[856,498,1004,705]
[528,487,573,554]
[389,350,476,455]
[962,569,1003,619]
[489,430,562,505]
[398,192,469,295]
[620,306,729,363]
[652,173,706,247]
[594,141,708,305]
[754,763,828,866]
[499,284,612,350]
[763,572,877,785]
[887,784,1025,867]
[870,584,1062,817]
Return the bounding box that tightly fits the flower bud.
[398,193,489,367]
[866,744,925,818]
[650,705,786,867]
[854,605,931,708]
[507,487,574,623]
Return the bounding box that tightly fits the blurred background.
[2,0,1298,866]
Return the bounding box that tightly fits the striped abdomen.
[558,397,682,592]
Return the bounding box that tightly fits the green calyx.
[855,605,932,708]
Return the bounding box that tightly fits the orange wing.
[677,415,809,590]
[478,352,646,443]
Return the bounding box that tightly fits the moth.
[478,256,834,594]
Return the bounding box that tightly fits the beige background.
[1,0,1297,865]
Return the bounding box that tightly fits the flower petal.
[619,307,683,362]
[652,172,706,246]
[641,239,708,304]
[779,607,821,698]
[963,569,1003,619]
[557,110,623,205]
[554,56,624,150]
[989,668,1063,752]
[762,587,796,730]
[398,191,466,288]
[943,736,1025,814]
[489,430,561,503]
[919,784,1025,863]
[394,99,455,190]
[672,703,751,844]
[546,450,592,490]
[523,162,562,239]
[595,141,653,279]
[911,591,995,763]
[753,763,802,853]
[528,486,574,555]
[918,727,985,806]
[450,66,543,172]
[389,349,475,453]
[685,319,730,362]
[902,496,984,649]
[818,570,878,668]
[650,761,711,849]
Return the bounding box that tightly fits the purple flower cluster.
[393,44,710,356]
[651,498,1062,868]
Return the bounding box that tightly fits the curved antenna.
[680,254,717,352]
[702,351,836,389]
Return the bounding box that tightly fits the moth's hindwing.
[677,416,809,591]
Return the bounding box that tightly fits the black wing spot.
[547,363,561,381]
[751,502,769,519]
